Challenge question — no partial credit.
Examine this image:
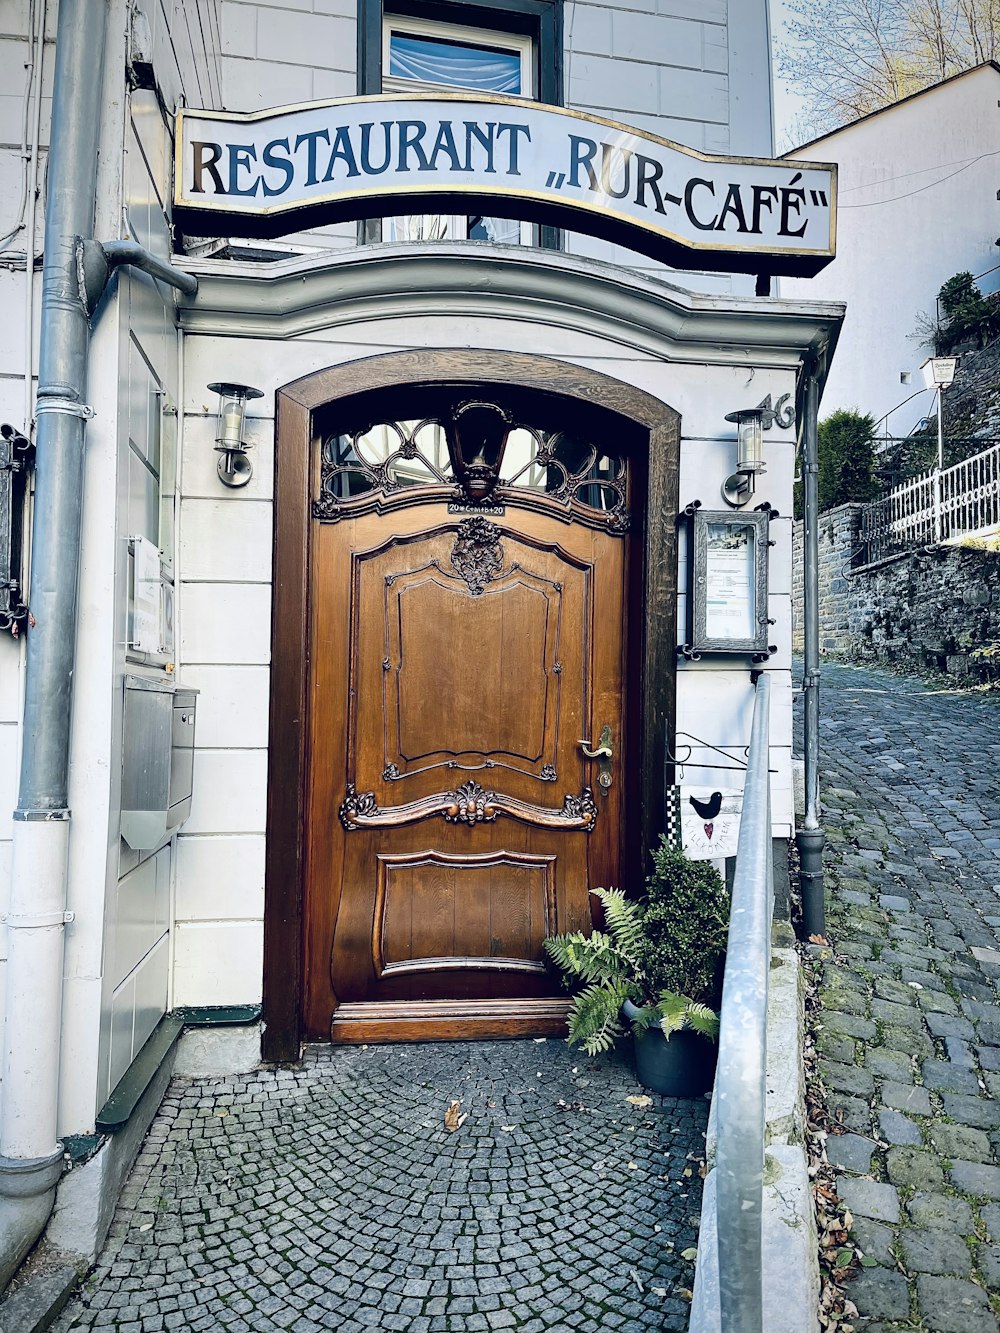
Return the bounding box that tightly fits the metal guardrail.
[691,671,773,1333]
[861,440,1000,563]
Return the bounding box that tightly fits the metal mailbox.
[121,677,198,851]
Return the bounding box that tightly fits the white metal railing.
[690,672,773,1333]
[861,440,1000,563]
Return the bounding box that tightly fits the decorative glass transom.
[314,399,629,530]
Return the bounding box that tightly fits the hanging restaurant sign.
[173,94,836,276]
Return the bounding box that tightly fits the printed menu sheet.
[705,522,755,641]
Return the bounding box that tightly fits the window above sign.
[385,26,528,94]
[357,0,562,248]
[381,14,534,245]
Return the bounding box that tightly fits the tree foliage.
[935,271,997,351]
[780,0,1000,140]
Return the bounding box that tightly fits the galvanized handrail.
[705,671,774,1333]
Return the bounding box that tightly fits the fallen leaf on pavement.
[626,1094,653,1107]
[444,1100,468,1132]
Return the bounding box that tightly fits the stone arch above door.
[263,348,679,1060]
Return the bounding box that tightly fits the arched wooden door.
[264,353,679,1055]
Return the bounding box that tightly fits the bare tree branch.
[780,0,1000,139]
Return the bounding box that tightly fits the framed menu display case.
[679,503,775,660]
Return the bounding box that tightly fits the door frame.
[263,349,679,1061]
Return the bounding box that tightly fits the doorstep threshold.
[94,1005,262,1133]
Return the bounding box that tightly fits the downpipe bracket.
[34,398,94,420]
[0,910,75,928]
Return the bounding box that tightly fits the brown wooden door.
[302,400,630,1042]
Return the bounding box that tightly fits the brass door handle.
[579,725,614,793]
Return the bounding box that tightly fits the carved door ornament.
[339,779,598,833]
[450,516,504,595]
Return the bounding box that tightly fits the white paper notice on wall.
[132,534,162,654]
[679,787,743,861]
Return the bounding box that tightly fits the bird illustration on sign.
[680,787,743,860]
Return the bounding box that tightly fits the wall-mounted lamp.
[721,406,765,507]
[208,381,263,488]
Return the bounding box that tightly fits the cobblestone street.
[54,1040,706,1332]
[806,661,1000,1332]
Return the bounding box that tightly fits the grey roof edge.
[174,242,845,371]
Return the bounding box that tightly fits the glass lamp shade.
[920,357,958,390]
[208,382,264,451]
[724,407,765,474]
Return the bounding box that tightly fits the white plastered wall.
[173,309,797,1005]
[70,3,225,1129]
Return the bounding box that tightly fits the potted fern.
[544,837,730,1097]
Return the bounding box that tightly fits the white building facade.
[783,62,1000,435]
[0,0,841,1281]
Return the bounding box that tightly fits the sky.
[769,0,809,151]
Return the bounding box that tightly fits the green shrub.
[634,838,729,1008]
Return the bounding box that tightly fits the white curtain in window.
[389,35,521,93]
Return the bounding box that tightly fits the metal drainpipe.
[796,356,826,937]
[0,0,108,1289]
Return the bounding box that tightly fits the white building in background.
[0,0,841,1289]
[783,62,1000,436]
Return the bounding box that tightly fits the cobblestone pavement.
[803,661,1000,1332]
[55,1040,707,1332]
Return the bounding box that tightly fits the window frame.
[358,0,563,250]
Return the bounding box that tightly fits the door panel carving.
[374,851,557,979]
[352,523,586,788]
[391,573,553,766]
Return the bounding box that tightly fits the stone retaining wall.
[791,503,865,656]
[792,506,1000,678]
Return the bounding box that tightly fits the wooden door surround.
[263,350,679,1061]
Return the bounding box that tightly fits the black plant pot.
[622,1001,717,1098]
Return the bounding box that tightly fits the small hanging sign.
[131,534,162,654]
[667,785,744,861]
